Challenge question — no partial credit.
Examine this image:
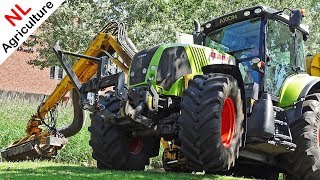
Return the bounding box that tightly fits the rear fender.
[285,77,320,126]
[279,74,319,107]
[202,64,247,145]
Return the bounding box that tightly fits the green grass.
[0,93,164,167]
[0,92,167,168]
[0,161,246,180]
[0,93,94,165]
[0,94,165,169]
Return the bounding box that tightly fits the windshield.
[204,18,261,60]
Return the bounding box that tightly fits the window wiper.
[227,47,255,56]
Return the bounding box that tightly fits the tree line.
[28,0,320,68]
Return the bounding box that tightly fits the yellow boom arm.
[25,32,133,137]
[1,22,136,161]
[37,33,131,119]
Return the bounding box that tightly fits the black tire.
[280,93,320,180]
[88,93,149,170]
[179,73,244,172]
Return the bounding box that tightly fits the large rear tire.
[179,73,244,172]
[280,93,320,180]
[88,93,149,170]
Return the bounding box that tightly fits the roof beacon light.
[300,9,306,17]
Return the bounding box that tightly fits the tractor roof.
[201,6,309,36]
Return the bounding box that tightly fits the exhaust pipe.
[193,19,203,45]
[194,19,201,33]
[58,88,85,138]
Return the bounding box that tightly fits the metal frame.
[53,41,128,112]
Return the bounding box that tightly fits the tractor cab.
[198,6,309,99]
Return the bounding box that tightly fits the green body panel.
[128,45,168,88]
[130,44,212,96]
[185,45,210,74]
[129,44,186,94]
[279,74,319,107]
[159,45,211,96]
[158,77,185,96]
[129,43,235,97]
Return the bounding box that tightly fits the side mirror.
[289,9,303,30]
[250,58,265,73]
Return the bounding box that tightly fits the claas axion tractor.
[2,6,320,179]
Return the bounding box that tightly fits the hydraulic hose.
[102,21,138,59]
[57,88,85,138]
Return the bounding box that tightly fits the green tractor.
[78,6,320,180]
[87,6,320,179]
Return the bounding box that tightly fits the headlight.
[244,10,251,16]
[254,8,262,14]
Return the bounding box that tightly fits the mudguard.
[280,74,320,126]
[279,74,319,107]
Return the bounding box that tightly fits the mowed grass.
[0,92,248,179]
[0,161,247,180]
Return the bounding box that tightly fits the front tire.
[179,73,244,172]
[280,93,320,180]
[88,94,149,170]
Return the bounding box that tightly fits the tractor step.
[1,135,67,161]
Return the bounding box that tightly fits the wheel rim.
[128,138,143,155]
[221,97,236,148]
